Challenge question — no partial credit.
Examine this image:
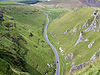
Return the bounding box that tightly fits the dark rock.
[29,32,33,37]
[17,36,23,40]
[11,37,17,43]
[5,23,12,28]
[0,11,4,13]
[94,10,98,15]
[81,31,83,33]
[10,18,14,20]
[34,45,38,48]
[0,14,3,21]
[6,33,11,38]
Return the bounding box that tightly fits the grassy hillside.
[48,7,100,75]
[73,59,100,75]
[0,5,56,75]
[0,0,85,9]
[0,0,29,2]
[33,0,84,9]
[0,0,40,4]
[0,1,22,4]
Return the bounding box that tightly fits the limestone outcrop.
[65,53,73,61]
[69,49,100,73]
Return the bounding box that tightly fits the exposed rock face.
[92,10,98,16]
[90,53,96,63]
[69,62,89,73]
[47,64,53,68]
[82,10,98,30]
[59,47,63,53]
[85,10,99,32]
[70,10,100,73]
[74,31,84,46]
[65,53,73,61]
[82,20,89,29]
[64,30,70,34]
[72,62,75,66]
[90,49,100,63]
[85,17,97,32]
[72,27,77,34]
[74,31,89,46]
[88,41,95,48]
[69,49,100,73]
[74,10,99,46]
[84,39,89,42]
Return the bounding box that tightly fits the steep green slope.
[48,7,100,75]
[0,58,14,75]
[73,59,100,75]
[0,1,22,4]
[0,0,40,4]
[0,5,55,75]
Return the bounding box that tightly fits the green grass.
[0,1,22,4]
[48,7,100,75]
[39,0,84,9]
[0,5,56,75]
[73,59,100,75]
[43,8,68,23]
[0,58,15,75]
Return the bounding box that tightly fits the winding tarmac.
[44,14,60,75]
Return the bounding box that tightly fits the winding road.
[44,14,60,75]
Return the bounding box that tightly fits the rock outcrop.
[69,62,89,73]
[65,53,73,61]
[82,20,89,29]
[85,10,99,32]
[75,31,84,46]
[88,41,95,48]
[69,49,100,73]
[64,30,70,34]
[74,10,99,46]
[59,47,63,53]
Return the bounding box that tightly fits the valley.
[0,0,100,75]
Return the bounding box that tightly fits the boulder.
[65,53,73,61]
[69,62,89,73]
[64,30,70,34]
[59,47,63,53]
[88,41,95,48]
[0,14,3,21]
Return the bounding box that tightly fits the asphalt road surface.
[44,14,60,75]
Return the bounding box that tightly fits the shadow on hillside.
[0,49,42,75]
[18,1,41,4]
[26,64,42,75]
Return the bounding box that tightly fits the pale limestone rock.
[88,41,95,48]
